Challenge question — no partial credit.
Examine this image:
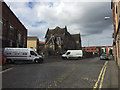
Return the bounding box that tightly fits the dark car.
[100,54,109,60]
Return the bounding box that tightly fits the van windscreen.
[66,52,70,55]
[30,51,37,56]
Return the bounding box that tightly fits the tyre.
[66,57,69,60]
[34,59,40,63]
[6,59,13,64]
[62,57,67,60]
[78,57,82,59]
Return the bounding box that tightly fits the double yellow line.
[93,61,108,90]
[0,67,14,74]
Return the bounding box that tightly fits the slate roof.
[45,26,68,38]
[27,36,39,40]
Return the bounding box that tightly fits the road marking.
[0,67,14,74]
[99,65,107,90]
[93,61,108,89]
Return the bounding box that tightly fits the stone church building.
[44,26,82,56]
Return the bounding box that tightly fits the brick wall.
[2,2,27,48]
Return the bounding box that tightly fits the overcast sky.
[4,0,114,47]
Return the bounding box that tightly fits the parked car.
[62,50,83,59]
[3,48,43,63]
[100,54,109,60]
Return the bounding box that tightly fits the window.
[18,33,21,43]
[0,18,2,31]
[20,34,23,44]
[10,25,15,40]
[56,37,62,45]
[30,51,37,56]
[24,37,26,45]
[23,53,27,55]
[7,53,11,55]
[0,18,2,24]
[66,52,70,55]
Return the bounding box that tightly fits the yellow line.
[0,67,14,74]
[93,61,108,89]
[99,65,107,90]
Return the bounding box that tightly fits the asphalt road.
[2,57,106,88]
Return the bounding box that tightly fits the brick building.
[82,46,113,55]
[2,2,27,48]
[27,36,39,53]
[44,26,82,56]
[39,41,45,55]
[82,47,100,53]
[111,0,120,67]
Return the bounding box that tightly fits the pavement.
[102,59,119,89]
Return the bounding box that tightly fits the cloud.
[4,1,113,46]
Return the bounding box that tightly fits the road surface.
[2,57,109,88]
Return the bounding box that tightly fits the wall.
[2,2,27,48]
[27,40,37,51]
[112,1,120,68]
[83,47,97,53]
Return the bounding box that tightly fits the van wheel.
[66,57,69,60]
[62,57,67,60]
[34,59,40,63]
[78,57,81,59]
[6,59,12,64]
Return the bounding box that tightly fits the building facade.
[2,2,27,48]
[111,0,120,67]
[82,46,113,55]
[27,36,39,53]
[82,47,100,53]
[39,41,45,55]
[44,26,82,56]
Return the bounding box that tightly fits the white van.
[3,48,43,63]
[62,50,83,59]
